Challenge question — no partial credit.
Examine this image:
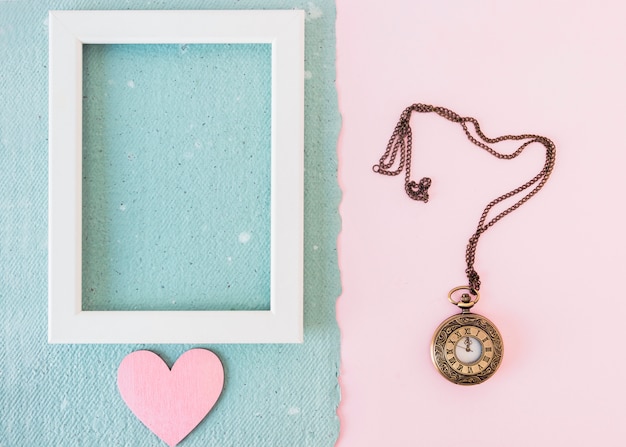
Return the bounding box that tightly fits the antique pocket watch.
[430,287,503,385]
[374,103,555,385]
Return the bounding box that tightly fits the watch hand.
[464,337,473,352]
[456,345,473,353]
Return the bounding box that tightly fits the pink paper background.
[336,1,626,446]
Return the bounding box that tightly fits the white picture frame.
[48,10,304,343]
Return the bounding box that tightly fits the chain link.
[373,103,556,293]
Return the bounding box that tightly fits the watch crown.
[448,286,480,311]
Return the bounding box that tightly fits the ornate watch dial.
[431,313,503,385]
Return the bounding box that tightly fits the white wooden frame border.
[48,10,304,344]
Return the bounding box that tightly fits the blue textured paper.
[0,1,340,446]
[82,43,272,311]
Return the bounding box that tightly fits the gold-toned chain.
[373,103,556,294]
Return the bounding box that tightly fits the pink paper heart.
[117,349,224,447]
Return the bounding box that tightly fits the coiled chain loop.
[373,103,556,293]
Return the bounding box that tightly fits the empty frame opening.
[81,43,272,311]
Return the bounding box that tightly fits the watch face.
[431,313,503,385]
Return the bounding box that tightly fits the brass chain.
[373,103,556,294]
